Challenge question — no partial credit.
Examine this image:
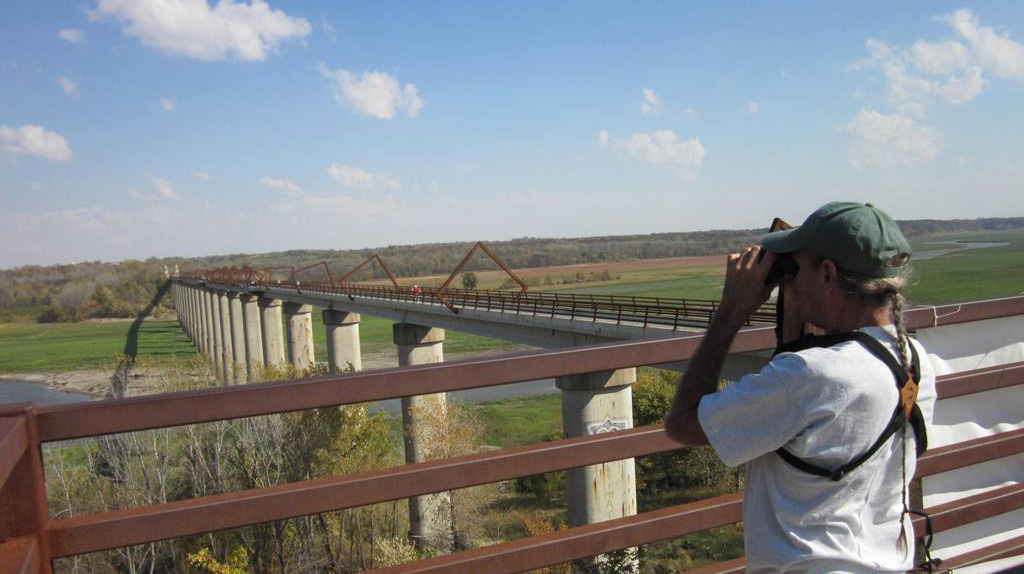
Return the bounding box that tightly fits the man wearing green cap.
[665,202,936,574]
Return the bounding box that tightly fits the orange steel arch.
[336,253,400,288]
[435,241,528,313]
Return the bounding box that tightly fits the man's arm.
[664,246,776,445]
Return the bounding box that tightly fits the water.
[0,375,555,412]
[915,241,1010,261]
[370,378,557,413]
[0,379,93,406]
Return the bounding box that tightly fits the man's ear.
[819,259,838,285]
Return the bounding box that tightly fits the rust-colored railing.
[201,278,777,329]
[2,295,1023,573]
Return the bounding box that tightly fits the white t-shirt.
[698,326,936,574]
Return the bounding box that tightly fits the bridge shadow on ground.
[110,280,171,398]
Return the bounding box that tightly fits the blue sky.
[1,1,1022,268]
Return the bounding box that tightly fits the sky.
[2,1,1023,269]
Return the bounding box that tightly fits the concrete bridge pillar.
[208,290,223,369]
[190,286,199,342]
[394,323,451,551]
[259,297,286,371]
[557,367,638,570]
[241,294,265,379]
[284,303,315,374]
[228,293,247,383]
[217,291,234,383]
[323,310,362,373]
[198,288,210,355]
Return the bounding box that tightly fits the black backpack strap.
[774,331,927,479]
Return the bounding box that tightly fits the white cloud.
[597,130,609,147]
[852,9,1024,117]
[192,170,212,181]
[602,129,706,183]
[744,101,760,114]
[641,88,662,115]
[0,124,73,161]
[58,28,84,44]
[259,176,303,195]
[320,16,337,41]
[326,163,401,190]
[317,63,424,119]
[159,98,176,112]
[59,76,80,98]
[151,177,177,199]
[780,69,793,79]
[679,107,699,121]
[944,8,1024,81]
[90,0,311,62]
[840,109,943,169]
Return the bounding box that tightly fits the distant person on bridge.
[665,202,936,574]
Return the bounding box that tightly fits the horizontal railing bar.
[942,533,1024,570]
[0,417,28,489]
[47,426,679,557]
[918,428,1024,477]
[936,362,1024,400]
[363,494,744,574]
[919,483,1024,534]
[905,296,1024,330]
[0,536,39,574]
[34,328,776,442]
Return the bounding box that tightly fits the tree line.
[2,217,1021,323]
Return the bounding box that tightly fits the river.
[0,376,557,412]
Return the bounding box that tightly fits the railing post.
[0,405,54,574]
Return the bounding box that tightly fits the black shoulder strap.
[774,331,927,480]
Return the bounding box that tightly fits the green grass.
[906,229,1024,305]
[464,394,563,448]
[0,319,197,372]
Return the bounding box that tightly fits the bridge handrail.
[2,294,1023,573]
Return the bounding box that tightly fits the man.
[665,202,936,574]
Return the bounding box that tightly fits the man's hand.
[718,246,776,325]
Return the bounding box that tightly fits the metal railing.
[2,295,1023,573]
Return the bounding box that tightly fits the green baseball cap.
[762,202,911,278]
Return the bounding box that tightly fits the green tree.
[461,272,478,289]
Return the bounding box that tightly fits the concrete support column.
[217,291,233,382]
[284,303,315,373]
[241,294,265,379]
[228,293,247,383]
[394,323,451,551]
[196,288,207,353]
[557,368,638,569]
[189,287,198,342]
[204,289,217,359]
[258,298,286,371]
[323,310,362,373]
